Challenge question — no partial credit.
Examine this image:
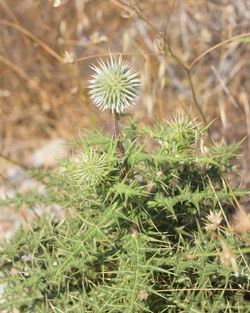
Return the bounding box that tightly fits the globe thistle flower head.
[88,55,140,114]
[70,149,112,186]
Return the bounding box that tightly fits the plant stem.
[0,151,29,170]
[167,44,209,129]
[110,110,119,139]
[110,111,125,157]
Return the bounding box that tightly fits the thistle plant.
[0,60,250,312]
[1,117,250,312]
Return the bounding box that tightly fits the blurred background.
[0,0,250,238]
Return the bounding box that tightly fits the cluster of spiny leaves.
[1,117,250,313]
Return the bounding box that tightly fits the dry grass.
[0,0,249,189]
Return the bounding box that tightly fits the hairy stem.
[110,111,125,157]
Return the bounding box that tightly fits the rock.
[5,167,44,193]
[30,138,68,168]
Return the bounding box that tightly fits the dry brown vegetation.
[1,6,250,309]
[0,0,250,186]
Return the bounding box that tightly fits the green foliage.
[1,118,250,313]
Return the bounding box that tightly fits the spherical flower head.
[71,149,112,186]
[88,55,140,114]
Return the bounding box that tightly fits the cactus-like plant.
[0,58,250,313]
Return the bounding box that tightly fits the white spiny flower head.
[88,54,140,114]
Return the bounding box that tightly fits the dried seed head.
[220,239,239,276]
[204,210,223,231]
[138,289,149,301]
[88,55,140,114]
